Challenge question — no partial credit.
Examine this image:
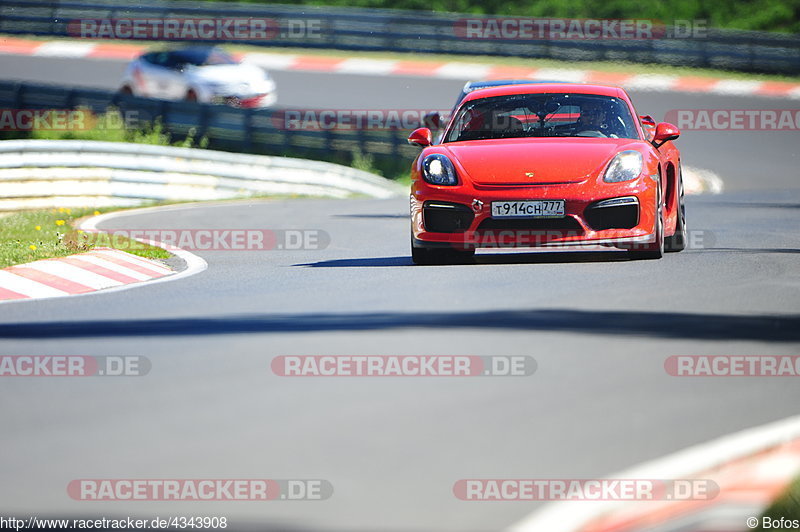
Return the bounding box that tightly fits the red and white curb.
[0,206,208,303]
[2,37,799,99]
[508,415,800,532]
[683,166,724,195]
[0,247,174,301]
[579,438,800,532]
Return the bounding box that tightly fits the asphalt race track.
[0,52,799,531]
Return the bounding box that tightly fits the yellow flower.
[58,207,65,213]
[55,220,65,226]
[77,230,84,234]
[65,208,72,215]
[93,211,101,216]
[35,225,41,231]
[29,245,37,251]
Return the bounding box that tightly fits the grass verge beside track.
[0,207,170,269]
[0,193,325,269]
[758,475,800,530]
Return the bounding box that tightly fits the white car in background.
[119,47,277,108]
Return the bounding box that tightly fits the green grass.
[757,475,800,530]
[0,192,349,269]
[394,174,413,187]
[185,0,800,33]
[0,207,170,269]
[2,107,209,148]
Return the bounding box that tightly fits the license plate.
[491,200,565,218]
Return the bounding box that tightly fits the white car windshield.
[173,48,238,67]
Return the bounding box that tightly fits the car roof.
[460,83,627,105]
[463,79,561,92]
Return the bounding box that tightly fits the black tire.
[119,85,133,96]
[629,184,664,260]
[665,174,687,252]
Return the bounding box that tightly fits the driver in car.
[574,100,624,138]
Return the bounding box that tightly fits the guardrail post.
[12,82,24,110]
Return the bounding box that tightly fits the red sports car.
[408,83,685,264]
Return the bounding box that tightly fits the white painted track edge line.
[0,270,69,298]
[0,205,208,305]
[80,207,208,291]
[506,414,800,532]
[67,254,155,281]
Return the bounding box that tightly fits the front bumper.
[411,176,657,249]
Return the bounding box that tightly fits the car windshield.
[444,93,639,142]
[172,48,237,67]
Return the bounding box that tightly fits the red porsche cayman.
[408,83,686,264]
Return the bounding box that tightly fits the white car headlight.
[603,151,643,183]
[422,154,458,186]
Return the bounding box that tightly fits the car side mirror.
[652,122,680,147]
[408,127,433,147]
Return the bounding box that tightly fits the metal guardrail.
[1,0,799,74]
[0,80,420,175]
[0,139,405,210]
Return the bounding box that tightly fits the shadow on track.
[1,309,798,342]
[333,214,408,219]
[297,251,632,268]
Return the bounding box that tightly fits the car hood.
[442,138,642,185]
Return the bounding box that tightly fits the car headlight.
[422,154,458,186]
[603,151,643,183]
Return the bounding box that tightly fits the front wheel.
[629,188,664,260]
[665,175,687,252]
